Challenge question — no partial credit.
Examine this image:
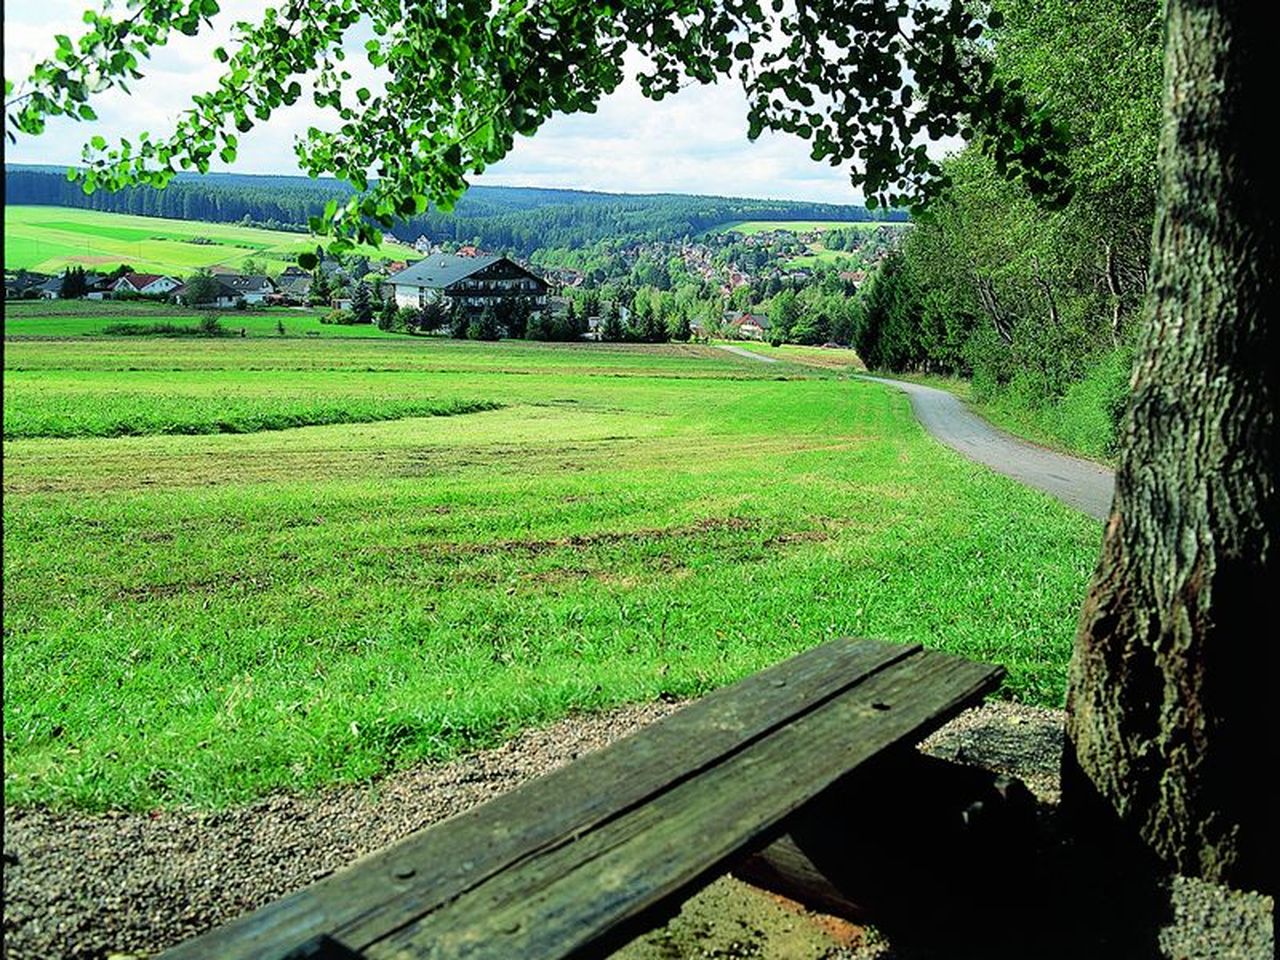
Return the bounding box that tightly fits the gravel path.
[858,375,1115,520]
[716,343,781,363]
[4,701,1271,959]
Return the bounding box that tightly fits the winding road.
[714,345,1114,519]
[857,376,1115,520]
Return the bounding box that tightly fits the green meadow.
[4,205,415,276]
[3,333,1100,811]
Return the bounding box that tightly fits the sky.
[3,1,950,205]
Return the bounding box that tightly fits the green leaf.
[297,252,318,269]
[78,104,97,121]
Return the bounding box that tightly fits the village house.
[225,274,276,304]
[273,275,313,304]
[170,277,242,308]
[388,254,548,315]
[110,273,181,297]
[4,272,49,299]
[724,311,771,341]
[35,276,65,299]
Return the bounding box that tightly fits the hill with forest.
[4,165,903,257]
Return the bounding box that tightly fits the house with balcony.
[389,254,549,315]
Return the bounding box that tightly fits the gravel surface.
[857,375,1116,520]
[4,701,1272,960]
[3,703,681,960]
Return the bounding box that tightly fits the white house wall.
[394,284,444,308]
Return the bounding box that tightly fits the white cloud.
[2,1,920,204]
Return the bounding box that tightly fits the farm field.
[769,343,868,369]
[784,248,864,269]
[4,205,415,276]
[3,333,1100,811]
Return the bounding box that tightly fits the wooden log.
[734,751,1038,928]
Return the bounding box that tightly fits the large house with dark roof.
[389,254,548,314]
[224,274,276,304]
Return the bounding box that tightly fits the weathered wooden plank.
[163,638,920,960]
[366,650,1002,959]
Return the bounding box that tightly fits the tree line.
[848,0,1160,458]
[5,165,903,257]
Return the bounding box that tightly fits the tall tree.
[59,266,87,299]
[1063,0,1275,892]
[600,301,624,343]
[350,280,373,324]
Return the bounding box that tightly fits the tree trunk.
[1064,0,1276,892]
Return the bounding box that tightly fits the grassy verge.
[4,337,1099,811]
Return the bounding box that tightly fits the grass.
[4,205,415,276]
[3,299,405,339]
[784,249,863,269]
[768,343,867,370]
[3,335,1100,811]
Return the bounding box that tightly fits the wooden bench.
[163,638,1004,959]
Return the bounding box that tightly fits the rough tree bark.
[1064,0,1276,892]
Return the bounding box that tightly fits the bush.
[468,307,501,341]
[325,309,357,325]
[1048,347,1135,458]
[102,320,228,337]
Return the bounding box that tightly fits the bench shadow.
[736,750,1174,960]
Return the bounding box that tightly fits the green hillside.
[4,205,414,276]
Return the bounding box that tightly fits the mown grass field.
[4,205,415,276]
[3,333,1101,811]
[784,248,864,269]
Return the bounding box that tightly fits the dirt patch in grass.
[391,516,763,560]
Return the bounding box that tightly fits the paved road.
[859,376,1115,520]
